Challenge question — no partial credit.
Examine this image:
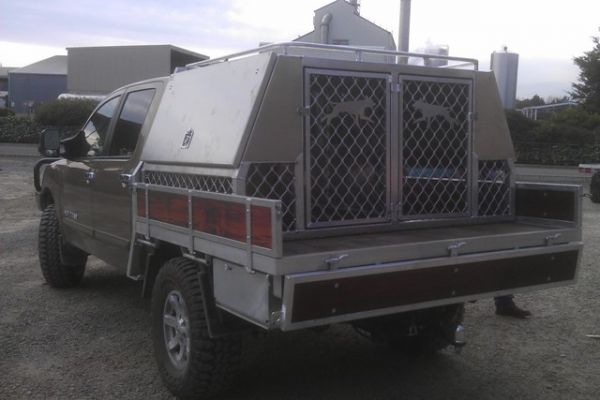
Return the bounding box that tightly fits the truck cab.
[38,79,164,268]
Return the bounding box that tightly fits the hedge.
[34,98,98,127]
[0,116,80,144]
[0,108,16,117]
[0,98,97,144]
[514,141,600,165]
[507,107,600,165]
[0,116,41,143]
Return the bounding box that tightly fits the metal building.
[0,65,17,108]
[296,0,396,50]
[0,65,16,92]
[8,56,67,113]
[67,45,208,95]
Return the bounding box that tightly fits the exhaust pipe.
[453,324,466,353]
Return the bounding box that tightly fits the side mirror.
[62,130,90,160]
[39,128,61,157]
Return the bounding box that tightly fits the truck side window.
[82,96,120,157]
[109,89,156,157]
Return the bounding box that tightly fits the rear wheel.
[151,257,241,399]
[353,304,465,355]
[38,204,86,288]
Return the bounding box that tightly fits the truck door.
[88,86,157,269]
[59,96,121,253]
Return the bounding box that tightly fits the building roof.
[0,66,17,78]
[66,44,208,60]
[355,12,395,43]
[314,0,348,13]
[296,31,316,42]
[11,56,67,75]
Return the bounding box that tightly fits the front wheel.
[151,257,241,399]
[38,204,86,288]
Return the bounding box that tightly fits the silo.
[348,0,360,13]
[425,44,449,67]
[491,47,519,109]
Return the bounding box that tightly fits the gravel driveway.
[1,156,598,400]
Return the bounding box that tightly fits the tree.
[505,109,539,142]
[571,32,600,113]
[515,94,546,109]
[546,95,570,105]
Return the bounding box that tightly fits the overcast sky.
[1,0,599,98]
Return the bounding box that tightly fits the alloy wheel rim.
[162,290,191,370]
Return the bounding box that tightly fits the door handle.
[84,171,96,184]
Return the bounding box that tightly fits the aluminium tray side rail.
[130,182,284,275]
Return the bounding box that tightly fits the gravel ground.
[1,156,599,400]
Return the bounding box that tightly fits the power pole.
[398,0,412,63]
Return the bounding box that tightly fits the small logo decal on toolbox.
[181,128,194,149]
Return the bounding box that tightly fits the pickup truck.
[35,42,583,399]
[577,163,600,202]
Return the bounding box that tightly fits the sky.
[1,0,599,99]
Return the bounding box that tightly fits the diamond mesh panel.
[478,160,511,217]
[307,72,388,225]
[402,79,471,216]
[246,163,296,232]
[143,171,232,194]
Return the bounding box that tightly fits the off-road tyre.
[354,303,465,355]
[591,172,600,203]
[151,257,241,400]
[38,204,86,288]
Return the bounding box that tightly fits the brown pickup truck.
[35,43,583,399]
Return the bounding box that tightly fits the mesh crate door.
[400,78,472,218]
[305,70,391,227]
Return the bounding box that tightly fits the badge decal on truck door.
[63,209,78,221]
[181,128,194,149]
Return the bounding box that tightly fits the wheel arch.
[141,240,184,299]
[38,187,55,210]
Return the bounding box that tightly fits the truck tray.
[278,220,580,274]
[134,182,581,277]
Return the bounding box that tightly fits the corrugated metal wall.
[8,73,67,113]
[67,46,207,95]
[68,47,170,95]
